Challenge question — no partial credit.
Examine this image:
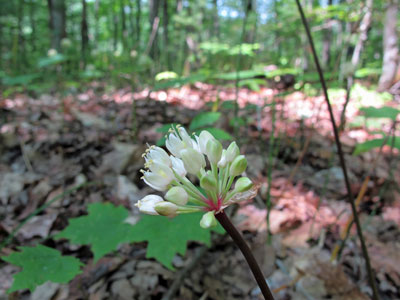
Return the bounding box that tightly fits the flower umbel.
[136,125,254,228]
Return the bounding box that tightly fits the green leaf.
[359,106,400,121]
[37,54,66,68]
[55,202,135,262]
[2,245,82,293]
[353,136,400,155]
[127,213,224,270]
[200,128,233,140]
[189,112,221,130]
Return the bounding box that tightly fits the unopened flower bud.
[233,177,253,193]
[135,195,164,215]
[217,150,227,168]
[200,211,217,228]
[229,155,247,177]
[200,172,218,191]
[206,138,222,164]
[155,201,178,217]
[165,186,188,205]
[198,130,215,154]
[180,148,206,174]
[226,141,240,162]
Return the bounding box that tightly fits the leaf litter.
[0,83,399,299]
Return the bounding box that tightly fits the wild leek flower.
[136,125,254,228]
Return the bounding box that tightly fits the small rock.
[110,279,135,300]
[30,281,60,300]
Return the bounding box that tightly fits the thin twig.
[215,210,275,300]
[294,1,379,299]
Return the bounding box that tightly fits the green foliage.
[1,245,83,293]
[359,106,400,121]
[127,213,224,270]
[56,202,136,262]
[37,54,67,68]
[197,128,233,141]
[354,136,400,155]
[1,74,40,86]
[189,112,221,130]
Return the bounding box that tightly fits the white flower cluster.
[135,125,253,228]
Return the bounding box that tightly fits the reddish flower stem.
[215,210,275,300]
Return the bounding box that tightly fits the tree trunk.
[211,0,220,40]
[47,0,66,51]
[162,0,170,69]
[94,0,100,43]
[148,0,160,59]
[29,0,36,52]
[136,0,141,46]
[17,0,26,71]
[81,0,89,67]
[378,0,399,91]
[120,0,127,50]
[321,0,333,68]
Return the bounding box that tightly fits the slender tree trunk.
[17,0,25,71]
[378,0,399,91]
[321,0,333,68]
[149,0,160,59]
[120,0,127,50]
[81,0,89,67]
[340,0,373,131]
[162,0,170,69]
[127,0,135,49]
[113,9,118,51]
[47,0,67,51]
[29,0,36,52]
[94,0,100,43]
[136,0,141,46]
[211,0,220,40]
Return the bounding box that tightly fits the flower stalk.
[215,210,275,300]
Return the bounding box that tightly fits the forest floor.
[0,82,399,300]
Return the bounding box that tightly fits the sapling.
[136,125,275,300]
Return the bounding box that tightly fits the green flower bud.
[206,138,223,164]
[233,177,253,193]
[180,148,206,174]
[154,202,178,217]
[229,155,247,177]
[200,211,217,228]
[200,172,218,191]
[226,141,240,162]
[165,186,188,205]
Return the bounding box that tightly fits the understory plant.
[136,125,275,300]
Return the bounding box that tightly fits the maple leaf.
[127,213,224,270]
[55,202,135,262]
[1,245,83,293]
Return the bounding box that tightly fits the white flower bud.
[205,138,222,165]
[155,201,178,217]
[135,195,164,215]
[165,186,188,205]
[180,148,206,174]
[233,177,253,193]
[200,211,217,228]
[226,141,240,162]
[198,130,215,154]
[217,150,227,168]
[229,155,247,177]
